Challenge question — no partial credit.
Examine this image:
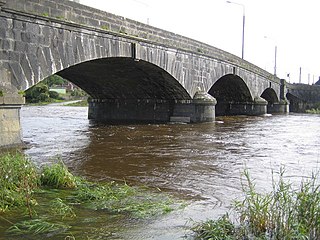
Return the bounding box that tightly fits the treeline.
[25,75,87,103]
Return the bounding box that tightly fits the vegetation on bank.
[0,153,177,238]
[64,100,89,107]
[24,75,87,104]
[306,103,320,114]
[192,169,320,239]
[306,108,320,114]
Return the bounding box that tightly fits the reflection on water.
[21,105,320,239]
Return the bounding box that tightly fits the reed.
[192,168,320,239]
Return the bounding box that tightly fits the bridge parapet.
[2,0,278,83]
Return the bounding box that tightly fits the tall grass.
[0,153,39,215]
[193,168,320,239]
[40,159,77,189]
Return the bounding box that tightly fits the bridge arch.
[55,57,194,123]
[260,87,279,113]
[58,57,191,101]
[208,74,253,116]
[260,88,278,104]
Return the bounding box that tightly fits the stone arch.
[58,57,192,101]
[261,88,279,104]
[261,88,280,113]
[208,74,254,116]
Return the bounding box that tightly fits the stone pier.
[0,95,25,148]
[89,91,217,124]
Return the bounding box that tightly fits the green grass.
[7,218,70,236]
[192,168,320,239]
[40,159,78,189]
[0,153,39,214]
[306,108,320,114]
[64,100,88,107]
[0,153,180,238]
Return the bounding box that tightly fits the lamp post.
[226,1,245,59]
[264,36,277,76]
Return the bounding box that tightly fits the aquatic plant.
[40,160,77,189]
[7,218,70,236]
[192,168,320,239]
[0,153,180,238]
[73,180,174,218]
[50,198,76,219]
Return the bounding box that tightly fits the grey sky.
[79,0,319,84]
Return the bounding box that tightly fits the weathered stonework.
[3,0,320,147]
[0,95,24,147]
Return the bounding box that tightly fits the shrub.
[48,90,60,99]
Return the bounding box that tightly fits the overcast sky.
[79,0,319,84]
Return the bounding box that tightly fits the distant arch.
[261,88,279,104]
[208,74,253,115]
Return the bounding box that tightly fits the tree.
[43,75,67,87]
[25,83,50,103]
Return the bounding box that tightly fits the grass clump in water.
[7,218,70,236]
[192,168,320,239]
[40,159,78,189]
[0,153,179,238]
[49,198,76,219]
[73,180,174,218]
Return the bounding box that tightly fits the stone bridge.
[286,83,320,112]
[0,0,316,147]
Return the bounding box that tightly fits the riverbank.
[0,152,180,239]
[192,169,320,239]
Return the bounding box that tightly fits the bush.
[48,90,60,99]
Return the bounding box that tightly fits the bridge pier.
[215,97,268,116]
[88,91,217,124]
[267,100,289,114]
[0,94,25,148]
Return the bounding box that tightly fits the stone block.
[0,107,23,148]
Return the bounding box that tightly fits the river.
[20,105,320,239]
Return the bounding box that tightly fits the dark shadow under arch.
[57,57,191,101]
[261,88,279,104]
[208,74,253,116]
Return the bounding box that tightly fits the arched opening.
[208,74,253,116]
[58,57,191,101]
[261,88,278,104]
[286,92,307,112]
[261,88,279,113]
[56,57,192,123]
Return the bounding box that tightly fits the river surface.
[20,105,320,239]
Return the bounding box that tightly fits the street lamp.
[226,1,245,59]
[264,36,277,76]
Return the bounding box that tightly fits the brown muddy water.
[16,105,320,239]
